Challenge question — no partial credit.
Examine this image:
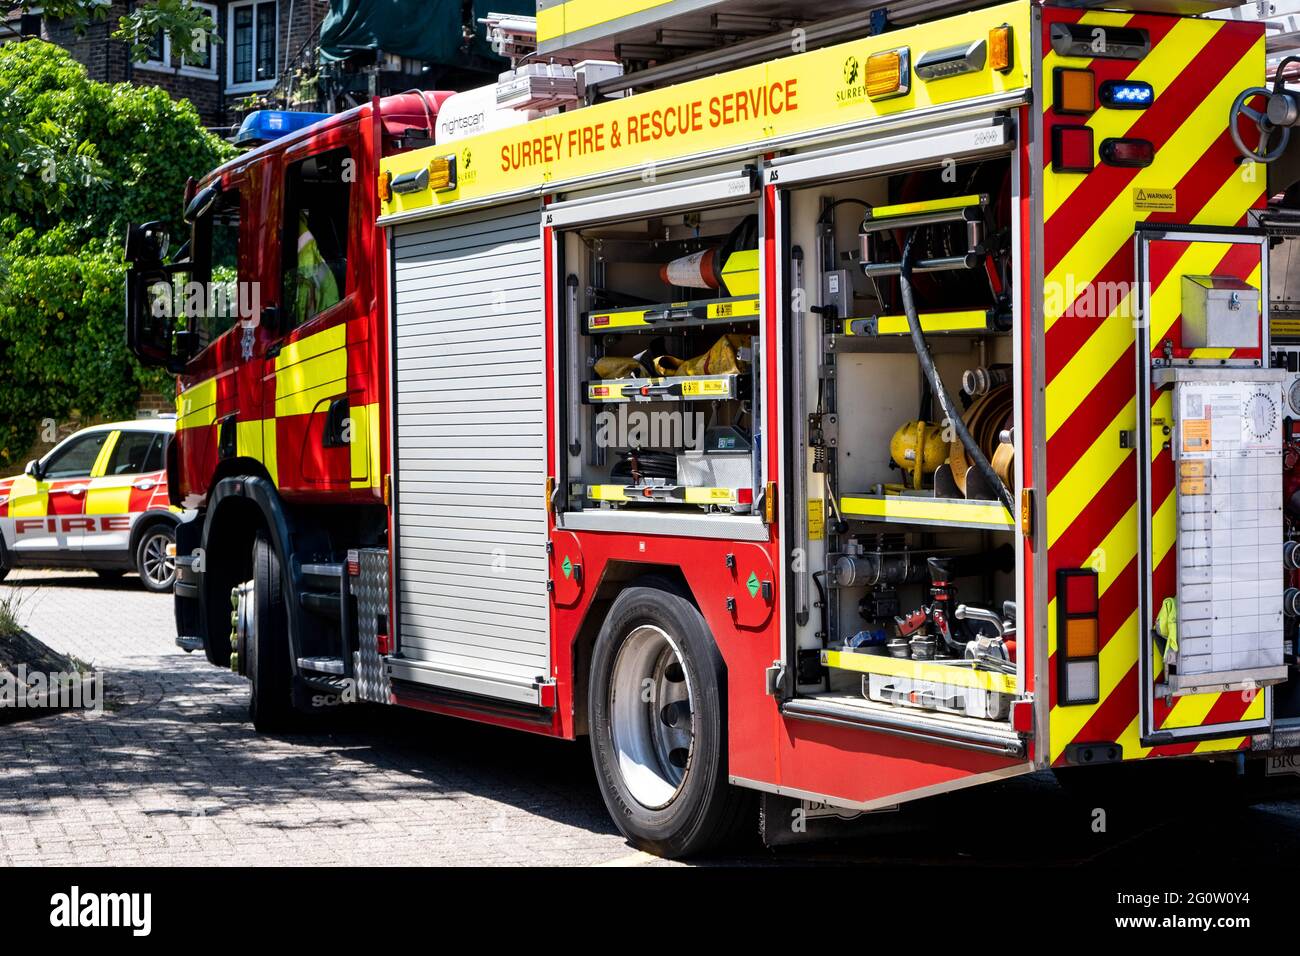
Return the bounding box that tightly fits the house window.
[229,0,277,90]
[180,2,217,72]
[144,27,165,64]
[137,2,217,77]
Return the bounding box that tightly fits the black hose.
[610,451,677,481]
[898,230,1015,517]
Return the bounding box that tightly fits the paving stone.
[0,570,641,867]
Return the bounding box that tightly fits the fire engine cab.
[126,0,1300,856]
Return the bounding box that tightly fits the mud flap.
[758,792,891,848]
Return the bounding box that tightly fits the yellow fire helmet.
[889,420,948,489]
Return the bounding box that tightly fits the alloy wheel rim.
[142,532,174,587]
[608,624,695,810]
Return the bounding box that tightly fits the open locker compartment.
[552,167,767,520]
[771,114,1028,754]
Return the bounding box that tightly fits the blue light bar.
[234,110,332,147]
[1099,79,1154,109]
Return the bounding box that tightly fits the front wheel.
[588,582,750,858]
[135,524,176,592]
[245,532,295,732]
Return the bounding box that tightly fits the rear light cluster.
[1052,125,1094,173]
[1058,568,1101,704]
[1050,66,1154,174]
[1100,79,1153,108]
[1100,137,1153,167]
[1054,67,1096,115]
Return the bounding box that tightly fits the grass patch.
[0,587,28,639]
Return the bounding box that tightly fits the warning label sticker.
[807,498,825,541]
[1182,417,1212,454]
[1133,187,1176,212]
[1271,317,1300,339]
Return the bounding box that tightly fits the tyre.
[246,532,295,732]
[0,539,9,582]
[588,581,751,858]
[134,523,176,592]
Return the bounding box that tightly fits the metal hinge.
[808,412,838,449]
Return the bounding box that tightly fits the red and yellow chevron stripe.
[1041,7,1267,764]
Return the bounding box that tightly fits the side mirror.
[125,222,191,371]
[184,183,220,224]
[125,220,168,267]
[24,459,41,479]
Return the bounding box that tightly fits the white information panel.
[1171,375,1287,692]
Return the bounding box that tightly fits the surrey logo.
[837,54,867,104]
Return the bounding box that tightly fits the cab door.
[83,429,168,556]
[175,172,260,503]
[5,429,113,556]
[264,129,371,494]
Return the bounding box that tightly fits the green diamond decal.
[561,556,573,579]
[746,571,760,599]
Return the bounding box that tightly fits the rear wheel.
[245,532,295,732]
[0,539,10,582]
[588,582,751,858]
[135,523,176,592]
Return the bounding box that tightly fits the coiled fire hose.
[898,230,1015,517]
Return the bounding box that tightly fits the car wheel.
[135,524,176,592]
[588,580,752,859]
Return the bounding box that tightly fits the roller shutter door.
[390,201,549,704]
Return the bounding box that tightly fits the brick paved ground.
[0,569,649,867]
[5,567,1300,868]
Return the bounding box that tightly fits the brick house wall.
[8,1,330,130]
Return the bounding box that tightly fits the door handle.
[61,485,87,496]
[132,479,157,491]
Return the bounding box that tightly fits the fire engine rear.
[126,0,1300,857]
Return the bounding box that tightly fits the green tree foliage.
[0,40,234,465]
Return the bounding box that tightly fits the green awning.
[321,0,535,65]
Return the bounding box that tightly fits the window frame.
[226,0,278,93]
[280,145,355,330]
[40,430,111,481]
[135,1,219,80]
[103,430,167,478]
[187,183,247,355]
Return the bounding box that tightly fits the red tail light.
[1100,137,1153,167]
[1052,125,1094,173]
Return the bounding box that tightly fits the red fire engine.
[126,0,1300,856]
